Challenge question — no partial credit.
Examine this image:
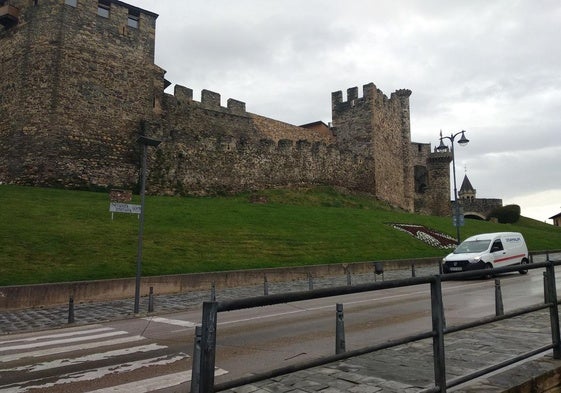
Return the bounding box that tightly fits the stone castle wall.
[0,0,452,216]
[147,85,374,196]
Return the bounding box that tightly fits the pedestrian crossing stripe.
[0,330,129,352]
[1,354,188,392]
[0,334,145,363]
[3,343,169,372]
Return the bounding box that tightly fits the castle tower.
[459,174,476,200]
[0,0,165,189]
[425,151,453,216]
[331,83,414,211]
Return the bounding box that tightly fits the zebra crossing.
[0,323,227,392]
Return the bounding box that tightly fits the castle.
[0,0,456,216]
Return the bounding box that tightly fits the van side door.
[490,239,507,266]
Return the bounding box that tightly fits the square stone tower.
[331,83,414,211]
[0,0,164,189]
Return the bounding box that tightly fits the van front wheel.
[519,258,529,275]
[484,263,494,279]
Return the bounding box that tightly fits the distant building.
[549,212,561,227]
[457,174,502,220]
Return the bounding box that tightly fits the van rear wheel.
[519,258,529,275]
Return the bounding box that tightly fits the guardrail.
[192,253,561,393]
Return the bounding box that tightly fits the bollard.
[374,262,384,281]
[495,279,504,316]
[308,273,314,291]
[346,269,352,286]
[335,303,346,354]
[148,286,154,313]
[264,275,269,296]
[210,282,216,301]
[68,295,75,324]
[411,264,416,277]
[190,326,202,393]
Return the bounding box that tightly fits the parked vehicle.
[442,232,529,275]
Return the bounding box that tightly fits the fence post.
[68,296,75,324]
[494,279,504,316]
[198,301,218,393]
[148,286,154,313]
[190,326,202,393]
[264,275,269,296]
[545,262,561,359]
[335,303,346,354]
[308,273,314,291]
[430,275,447,392]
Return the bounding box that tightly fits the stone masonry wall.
[148,86,374,196]
[0,0,162,190]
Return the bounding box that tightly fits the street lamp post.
[134,135,161,314]
[437,130,469,244]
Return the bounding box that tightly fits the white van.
[442,232,529,275]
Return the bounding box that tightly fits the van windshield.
[454,240,491,254]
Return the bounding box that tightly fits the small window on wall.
[97,0,110,18]
[65,0,77,7]
[127,9,140,28]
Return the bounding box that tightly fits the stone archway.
[464,211,486,220]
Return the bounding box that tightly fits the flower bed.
[390,223,457,249]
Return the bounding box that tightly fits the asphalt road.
[0,268,553,392]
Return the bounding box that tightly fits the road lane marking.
[2,343,170,372]
[0,335,145,363]
[84,368,228,393]
[142,316,197,328]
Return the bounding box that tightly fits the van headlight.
[473,257,481,263]
[442,258,447,264]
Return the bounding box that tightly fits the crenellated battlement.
[331,82,411,113]
[173,84,247,115]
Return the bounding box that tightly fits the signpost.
[109,202,141,219]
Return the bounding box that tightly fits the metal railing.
[191,254,561,393]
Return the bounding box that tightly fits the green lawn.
[1,185,560,286]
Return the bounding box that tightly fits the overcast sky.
[131,0,561,223]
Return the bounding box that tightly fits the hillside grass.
[1,185,560,286]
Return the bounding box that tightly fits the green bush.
[487,204,521,224]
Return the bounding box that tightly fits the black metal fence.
[191,254,561,393]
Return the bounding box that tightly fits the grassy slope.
[1,185,560,286]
